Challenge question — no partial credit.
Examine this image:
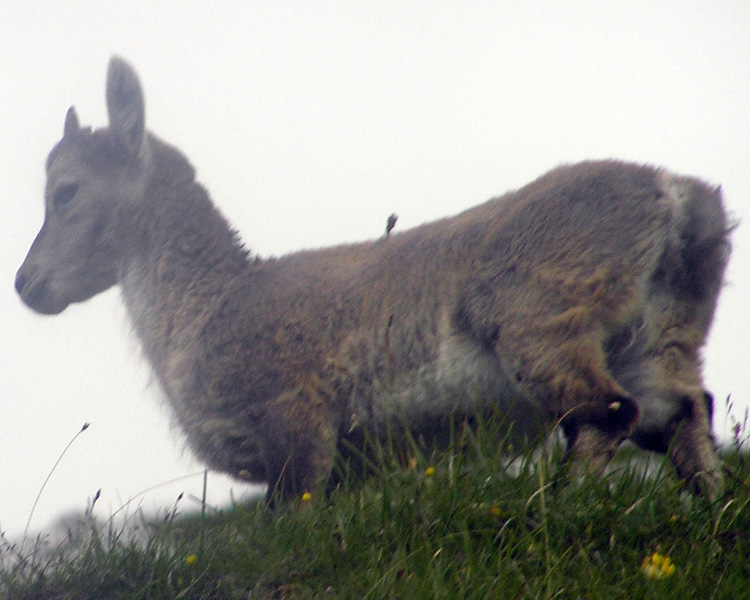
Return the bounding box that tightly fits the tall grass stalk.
[21,422,90,552]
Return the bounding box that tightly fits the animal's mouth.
[15,268,68,315]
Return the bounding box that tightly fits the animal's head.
[15,57,151,314]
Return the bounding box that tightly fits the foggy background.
[2,2,748,541]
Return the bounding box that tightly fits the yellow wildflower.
[185,554,198,567]
[425,466,436,477]
[641,552,676,579]
[301,492,312,502]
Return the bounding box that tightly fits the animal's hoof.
[688,469,724,502]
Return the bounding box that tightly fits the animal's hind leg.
[606,299,723,499]
[464,259,661,479]
[630,334,723,499]
[501,323,641,479]
[541,334,640,477]
[460,279,643,478]
[666,388,721,499]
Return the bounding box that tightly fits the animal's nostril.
[15,270,27,295]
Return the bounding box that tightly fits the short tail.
[659,172,732,304]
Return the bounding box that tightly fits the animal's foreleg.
[561,399,639,480]
[665,392,723,500]
[261,381,341,505]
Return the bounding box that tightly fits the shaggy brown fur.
[16,58,731,502]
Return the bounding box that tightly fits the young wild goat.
[16,57,731,502]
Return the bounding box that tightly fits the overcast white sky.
[2,2,749,541]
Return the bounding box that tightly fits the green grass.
[2,418,750,600]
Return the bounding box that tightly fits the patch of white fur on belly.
[430,332,545,441]
[436,332,517,407]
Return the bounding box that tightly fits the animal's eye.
[53,183,78,210]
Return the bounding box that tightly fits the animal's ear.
[106,56,146,158]
[63,106,80,139]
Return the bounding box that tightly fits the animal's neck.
[119,140,252,378]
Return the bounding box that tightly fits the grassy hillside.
[2,417,750,599]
